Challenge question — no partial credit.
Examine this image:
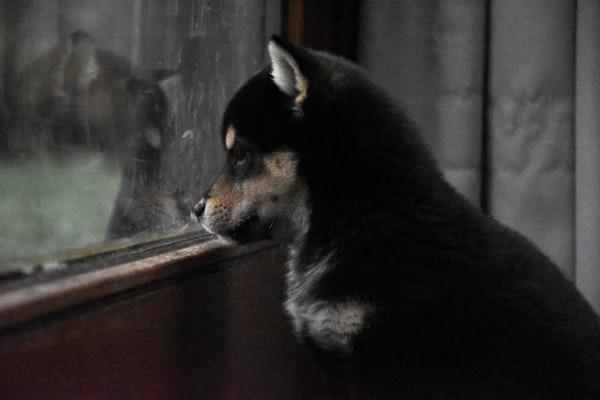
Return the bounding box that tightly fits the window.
[0,0,280,279]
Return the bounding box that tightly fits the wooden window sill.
[0,237,327,399]
[0,238,277,330]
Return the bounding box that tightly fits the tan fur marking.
[263,151,298,178]
[295,76,308,105]
[225,125,236,150]
[206,178,238,211]
[208,151,299,206]
[242,151,299,200]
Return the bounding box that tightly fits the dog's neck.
[285,168,473,276]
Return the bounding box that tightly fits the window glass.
[0,0,277,276]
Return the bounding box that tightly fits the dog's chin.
[204,215,269,245]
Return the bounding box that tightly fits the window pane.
[0,0,276,275]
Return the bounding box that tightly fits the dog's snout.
[194,198,206,216]
[191,198,206,222]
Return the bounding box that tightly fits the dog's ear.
[67,30,99,89]
[268,35,308,105]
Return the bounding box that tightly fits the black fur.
[214,37,600,399]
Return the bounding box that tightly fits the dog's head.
[193,36,321,244]
[192,36,434,244]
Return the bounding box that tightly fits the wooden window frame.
[284,0,362,60]
[0,238,329,398]
[0,235,270,329]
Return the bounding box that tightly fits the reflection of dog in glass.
[107,71,188,239]
[8,31,132,160]
[194,36,600,398]
[10,31,188,239]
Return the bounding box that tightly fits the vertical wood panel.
[575,0,600,311]
[286,0,361,60]
[286,0,305,46]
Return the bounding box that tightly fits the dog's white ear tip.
[267,38,289,64]
[268,34,285,46]
[269,44,296,95]
[267,36,285,56]
[267,40,279,58]
[267,36,308,102]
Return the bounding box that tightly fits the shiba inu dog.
[193,36,600,399]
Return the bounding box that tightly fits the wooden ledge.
[0,239,278,330]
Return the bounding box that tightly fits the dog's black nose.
[193,198,206,220]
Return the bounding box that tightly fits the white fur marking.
[308,301,372,352]
[268,41,308,101]
[284,251,373,353]
[287,299,373,353]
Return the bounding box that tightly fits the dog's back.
[345,204,600,398]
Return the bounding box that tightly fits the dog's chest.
[284,253,372,353]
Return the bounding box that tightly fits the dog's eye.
[233,150,249,166]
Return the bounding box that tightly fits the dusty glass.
[0,0,278,277]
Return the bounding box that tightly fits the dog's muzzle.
[190,198,206,223]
